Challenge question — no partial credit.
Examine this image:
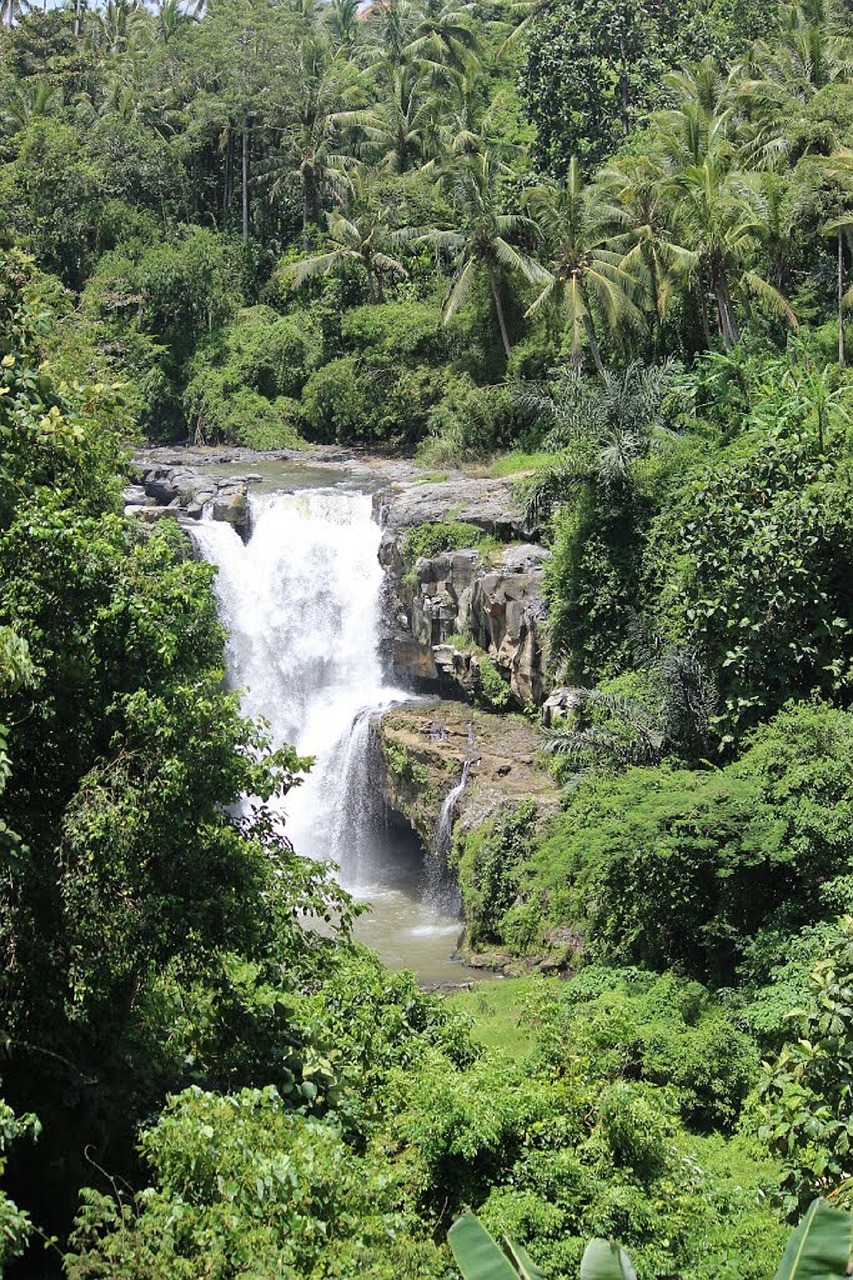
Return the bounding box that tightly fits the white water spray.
[191,483,481,981]
[192,490,406,887]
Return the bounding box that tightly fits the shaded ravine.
[191,486,477,984]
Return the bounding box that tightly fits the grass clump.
[487,451,554,478]
[402,520,485,565]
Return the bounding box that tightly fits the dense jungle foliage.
[1,0,853,1274]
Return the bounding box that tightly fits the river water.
[191,469,483,985]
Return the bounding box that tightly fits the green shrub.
[756,916,853,1216]
[65,1086,445,1280]
[649,429,853,745]
[183,305,318,445]
[341,299,450,363]
[401,521,484,565]
[385,740,430,786]
[301,355,369,442]
[420,377,520,464]
[547,483,651,683]
[476,655,512,711]
[455,802,541,951]
[184,365,305,447]
[524,765,783,983]
[301,355,444,445]
[225,305,320,399]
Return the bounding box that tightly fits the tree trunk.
[618,34,630,137]
[487,260,512,358]
[223,126,233,223]
[710,252,739,350]
[241,115,249,245]
[695,269,712,350]
[839,230,846,368]
[302,176,311,252]
[583,313,605,375]
[74,0,82,38]
[648,248,663,357]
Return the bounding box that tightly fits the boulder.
[122,484,155,507]
[210,487,248,526]
[127,460,250,535]
[123,504,177,522]
[541,687,587,727]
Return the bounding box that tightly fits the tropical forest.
[1,0,853,1274]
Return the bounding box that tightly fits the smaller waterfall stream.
[191,482,481,983]
[435,758,473,857]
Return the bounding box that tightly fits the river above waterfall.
[191,474,488,986]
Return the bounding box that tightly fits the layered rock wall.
[380,540,550,706]
[375,474,550,707]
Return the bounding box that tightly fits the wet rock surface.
[128,446,553,705]
[127,458,250,533]
[370,699,560,857]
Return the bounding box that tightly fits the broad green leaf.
[773,1198,851,1280]
[505,1236,548,1279]
[580,1239,637,1280]
[448,1212,520,1280]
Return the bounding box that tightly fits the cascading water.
[192,483,478,982]
[191,489,400,881]
[435,758,473,858]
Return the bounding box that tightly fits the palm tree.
[648,66,798,350]
[263,38,361,246]
[3,81,58,132]
[822,150,853,364]
[75,63,148,126]
[287,207,407,300]
[326,0,360,51]
[429,68,516,164]
[543,646,716,769]
[521,359,678,522]
[360,0,415,69]
[337,62,438,173]
[1,0,30,27]
[495,0,550,56]
[85,0,148,56]
[525,158,643,373]
[754,0,853,101]
[729,3,853,169]
[156,0,202,44]
[667,153,797,349]
[601,154,698,345]
[287,168,407,299]
[403,0,479,76]
[418,149,545,357]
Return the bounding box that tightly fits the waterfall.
[191,489,406,887]
[434,757,473,857]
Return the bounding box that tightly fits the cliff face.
[375,478,551,708]
[370,699,560,857]
[129,451,564,962]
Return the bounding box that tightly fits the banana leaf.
[773,1198,851,1280]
